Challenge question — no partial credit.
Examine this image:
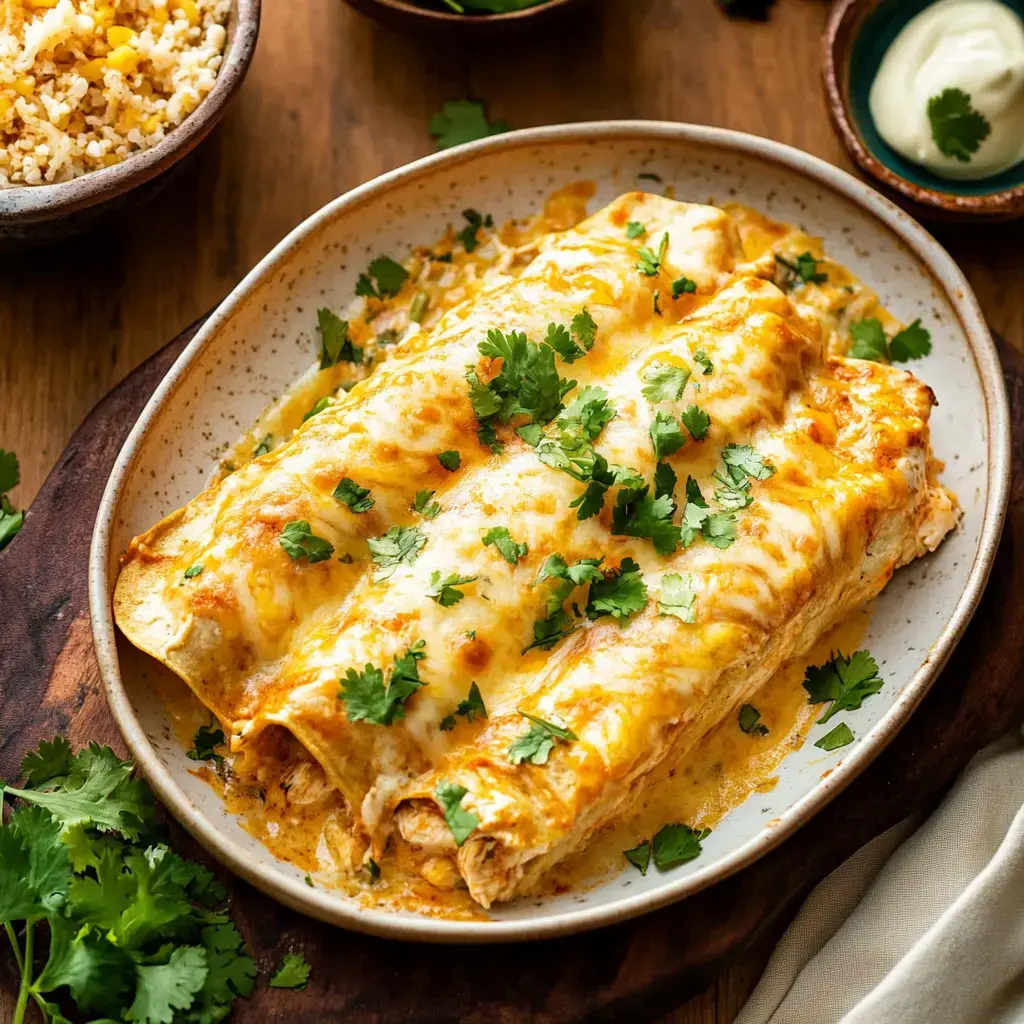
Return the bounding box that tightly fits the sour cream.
[869,0,1024,180]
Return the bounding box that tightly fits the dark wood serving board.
[2,321,1022,1023]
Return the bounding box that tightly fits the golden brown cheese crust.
[114,192,958,910]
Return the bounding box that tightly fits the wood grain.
[2,1,1023,1020]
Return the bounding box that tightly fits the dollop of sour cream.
[869,0,1024,180]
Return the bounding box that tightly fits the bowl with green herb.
[342,0,590,38]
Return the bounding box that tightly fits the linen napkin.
[736,727,1024,1024]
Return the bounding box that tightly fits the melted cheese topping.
[115,190,958,915]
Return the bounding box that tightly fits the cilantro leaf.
[440,682,488,731]
[521,608,580,654]
[636,232,669,276]
[651,823,710,870]
[279,520,335,563]
[269,951,311,990]
[586,557,648,621]
[889,319,932,362]
[650,410,686,459]
[803,649,884,724]
[317,308,362,368]
[559,385,616,441]
[611,486,682,555]
[482,526,527,565]
[182,564,203,581]
[127,945,208,1023]
[252,434,273,458]
[626,221,646,239]
[535,553,604,615]
[657,572,696,623]
[437,450,461,471]
[721,444,775,482]
[738,703,769,736]
[427,570,477,607]
[20,735,72,787]
[0,805,72,920]
[815,722,855,751]
[545,322,587,364]
[186,720,225,764]
[848,318,889,361]
[702,511,737,549]
[654,460,677,502]
[414,489,441,520]
[332,476,375,513]
[356,255,408,300]
[456,208,492,253]
[642,362,690,402]
[0,448,19,493]
[570,308,598,352]
[368,525,426,580]
[680,404,711,441]
[429,99,509,151]
[435,781,479,845]
[671,276,697,298]
[624,841,651,875]
[508,711,577,765]
[302,396,332,423]
[927,87,991,162]
[340,641,427,725]
[774,251,827,289]
[693,349,713,375]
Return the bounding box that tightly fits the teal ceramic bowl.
[824,0,1024,220]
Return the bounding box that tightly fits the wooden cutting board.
[1,321,1021,1023]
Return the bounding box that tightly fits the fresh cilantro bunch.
[0,449,24,551]
[0,738,256,1024]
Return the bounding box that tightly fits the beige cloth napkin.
[737,728,1024,1024]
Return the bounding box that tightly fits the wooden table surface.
[1,0,1022,1019]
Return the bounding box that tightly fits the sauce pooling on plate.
[869,0,1024,180]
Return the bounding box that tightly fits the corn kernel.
[0,96,11,119]
[79,58,106,82]
[13,77,34,97]
[151,6,169,23]
[106,45,139,74]
[118,107,140,129]
[93,7,115,28]
[176,0,199,25]
[106,25,136,47]
[102,153,120,166]
[143,114,162,133]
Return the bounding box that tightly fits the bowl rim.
[822,0,1024,219]
[348,0,578,25]
[89,119,1012,944]
[0,0,260,224]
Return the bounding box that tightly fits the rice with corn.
[0,0,230,186]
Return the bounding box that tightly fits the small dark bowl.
[0,0,260,243]
[342,0,589,40]
[824,0,1024,221]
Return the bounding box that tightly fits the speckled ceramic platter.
[89,121,1010,943]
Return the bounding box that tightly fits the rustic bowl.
[90,121,1010,942]
[0,0,261,243]
[823,0,1024,221]
[341,0,588,39]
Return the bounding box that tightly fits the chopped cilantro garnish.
[815,722,855,751]
[738,703,769,736]
[482,526,527,565]
[626,220,646,239]
[522,608,579,653]
[182,564,203,580]
[437,450,461,471]
[269,951,311,990]
[186,719,225,763]
[624,841,652,875]
[611,486,682,555]
[439,682,488,731]
[355,255,409,300]
[702,511,738,549]
[679,404,711,441]
[657,572,697,623]
[429,99,508,151]
[774,251,827,289]
[560,385,616,440]
[279,520,335,563]
[427,570,477,607]
[535,553,605,613]
[302,396,332,422]
[253,434,273,457]
[340,640,427,725]
[368,525,426,580]
[721,443,776,482]
[927,87,991,162]
[508,711,577,765]
[457,208,493,253]
[671,276,697,298]
[803,650,884,724]
[693,349,713,375]
[435,780,479,845]
[650,409,686,459]
[586,557,648,621]
[652,823,710,869]
[365,859,381,882]
[849,318,931,363]
[317,307,362,367]
[889,320,933,362]
[571,308,598,351]
[654,460,677,502]
[414,489,441,519]
[636,232,669,276]
[332,476,375,513]
[642,362,690,402]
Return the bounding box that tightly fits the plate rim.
[88,119,1012,944]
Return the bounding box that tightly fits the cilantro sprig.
[368,525,426,580]
[355,256,409,300]
[339,640,427,726]
[186,720,225,764]
[927,88,991,163]
[482,526,527,565]
[333,476,374,513]
[774,251,827,290]
[439,682,487,732]
[317,308,362,368]
[279,521,335,564]
[269,952,311,990]
[585,557,649,620]
[636,232,669,277]
[435,781,479,846]
[848,318,932,363]
[624,823,711,875]
[427,571,477,607]
[803,650,884,724]
[508,711,577,765]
